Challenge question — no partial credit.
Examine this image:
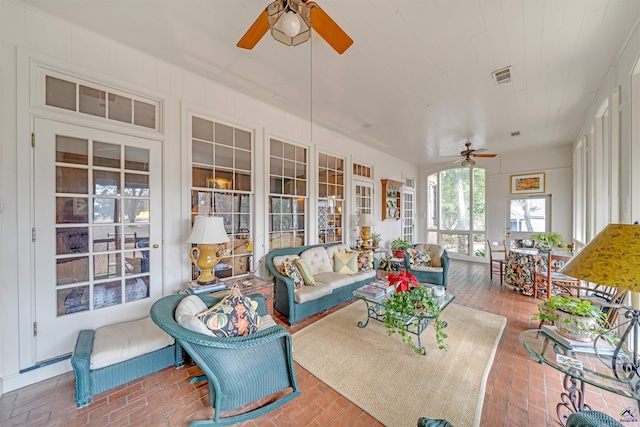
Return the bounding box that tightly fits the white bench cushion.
[294,283,332,303]
[314,271,356,290]
[300,247,332,275]
[91,317,174,370]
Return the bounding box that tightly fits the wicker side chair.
[150,294,301,426]
[566,410,623,426]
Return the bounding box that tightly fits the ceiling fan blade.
[310,4,353,54]
[473,153,497,158]
[237,9,270,50]
[453,158,464,164]
[474,147,487,154]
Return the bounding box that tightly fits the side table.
[205,275,274,315]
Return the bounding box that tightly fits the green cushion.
[294,258,316,286]
[333,252,358,274]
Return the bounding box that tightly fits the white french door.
[33,118,162,363]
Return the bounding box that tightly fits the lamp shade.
[559,223,640,292]
[359,214,374,227]
[187,216,230,244]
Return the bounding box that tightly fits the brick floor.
[0,259,637,426]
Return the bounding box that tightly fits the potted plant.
[370,232,382,247]
[533,296,606,342]
[384,271,449,354]
[530,232,566,251]
[376,255,400,279]
[391,238,411,258]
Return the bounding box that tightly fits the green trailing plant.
[530,232,566,250]
[533,296,604,323]
[384,272,449,354]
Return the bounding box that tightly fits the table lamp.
[559,223,640,382]
[187,216,230,284]
[359,214,374,247]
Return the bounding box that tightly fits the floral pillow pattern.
[280,259,305,290]
[408,248,431,267]
[197,284,263,337]
[352,249,374,271]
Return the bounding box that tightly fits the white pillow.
[175,295,214,336]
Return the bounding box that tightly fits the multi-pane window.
[318,153,344,243]
[355,184,372,216]
[269,139,307,249]
[191,116,253,277]
[428,168,487,257]
[402,191,415,242]
[45,75,158,130]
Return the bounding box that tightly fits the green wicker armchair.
[150,294,301,426]
[566,410,623,427]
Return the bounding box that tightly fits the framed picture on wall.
[510,173,545,194]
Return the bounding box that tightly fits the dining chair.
[533,251,579,299]
[487,240,508,285]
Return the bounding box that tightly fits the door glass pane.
[94,170,120,195]
[125,146,149,171]
[56,136,88,164]
[94,281,122,309]
[57,285,89,315]
[509,198,547,232]
[473,169,486,232]
[124,173,149,197]
[93,225,120,252]
[56,167,88,194]
[125,277,149,302]
[57,197,89,224]
[56,227,89,255]
[93,198,119,223]
[124,199,149,223]
[235,128,251,150]
[94,253,121,279]
[215,123,233,146]
[93,142,121,168]
[56,257,89,286]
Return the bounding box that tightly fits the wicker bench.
[71,316,184,407]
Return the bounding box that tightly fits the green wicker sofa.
[71,317,184,407]
[265,243,377,326]
[150,293,300,426]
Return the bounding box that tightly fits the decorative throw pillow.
[411,249,432,267]
[280,259,305,290]
[294,258,316,286]
[197,284,263,338]
[333,252,358,274]
[356,250,374,271]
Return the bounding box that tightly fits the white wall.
[0,0,417,392]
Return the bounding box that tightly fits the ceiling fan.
[237,0,353,54]
[453,141,497,166]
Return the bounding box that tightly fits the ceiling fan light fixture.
[461,158,475,167]
[268,0,311,46]
[281,10,301,37]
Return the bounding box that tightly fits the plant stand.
[353,291,454,355]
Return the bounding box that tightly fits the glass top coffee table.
[353,284,455,355]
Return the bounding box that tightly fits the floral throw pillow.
[280,259,305,290]
[351,249,374,271]
[197,284,263,337]
[408,248,431,267]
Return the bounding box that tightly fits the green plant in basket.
[530,232,566,250]
[370,232,382,247]
[384,271,448,354]
[391,238,412,250]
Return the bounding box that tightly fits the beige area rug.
[292,301,506,427]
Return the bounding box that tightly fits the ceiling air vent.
[492,67,512,85]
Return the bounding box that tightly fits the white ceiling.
[17,0,640,166]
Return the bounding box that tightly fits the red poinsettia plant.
[387,270,418,292]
